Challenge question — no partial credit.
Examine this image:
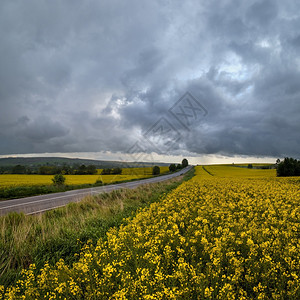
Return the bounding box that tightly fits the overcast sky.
[0,0,299,163]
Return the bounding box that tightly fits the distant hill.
[0,157,169,168]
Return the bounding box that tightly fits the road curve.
[0,166,193,216]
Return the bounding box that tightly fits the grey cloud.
[0,0,300,159]
[290,35,300,48]
[246,0,278,27]
[19,117,69,142]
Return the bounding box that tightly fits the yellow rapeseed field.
[96,166,169,176]
[2,165,300,299]
[0,167,170,188]
[202,164,276,178]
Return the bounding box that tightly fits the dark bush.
[12,165,27,174]
[176,164,182,169]
[52,174,66,185]
[169,164,176,172]
[95,179,103,185]
[101,168,112,175]
[111,168,122,175]
[152,166,160,175]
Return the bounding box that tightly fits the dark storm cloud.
[18,116,69,142]
[0,0,300,158]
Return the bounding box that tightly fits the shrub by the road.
[52,174,66,185]
[152,165,160,175]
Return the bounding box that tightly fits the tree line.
[276,157,300,177]
[0,158,189,176]
[0,164,98,175]
[168,158,188,172]
[101,168,122,175]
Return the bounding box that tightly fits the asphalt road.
[0,166,192,216]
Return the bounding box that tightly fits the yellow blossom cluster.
[1,165,300,299]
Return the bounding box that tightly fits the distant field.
[96,166,169,175]
[231,163,274,166]
[202,164,276,178]
[0,166,170,188]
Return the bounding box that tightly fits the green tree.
[52,174,66,185]
[176,164,182,170]
[248,164,253,169]
[277,157,300,177]
[101,168,112,175]
[152,166,160,175]
[182,158,188,168]
[77,165,87,175]
[62,163,72,175]
[12,165,26,174]
[111,168,122,175]
[39,166,58,175]
[86,165,97,174]
[169,164,176,172]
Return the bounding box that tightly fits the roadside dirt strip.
[0,166,192,216]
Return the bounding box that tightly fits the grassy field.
[2,165,300,299]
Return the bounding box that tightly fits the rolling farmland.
[2,165,300,299]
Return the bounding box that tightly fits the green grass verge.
[0,182,102,200]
